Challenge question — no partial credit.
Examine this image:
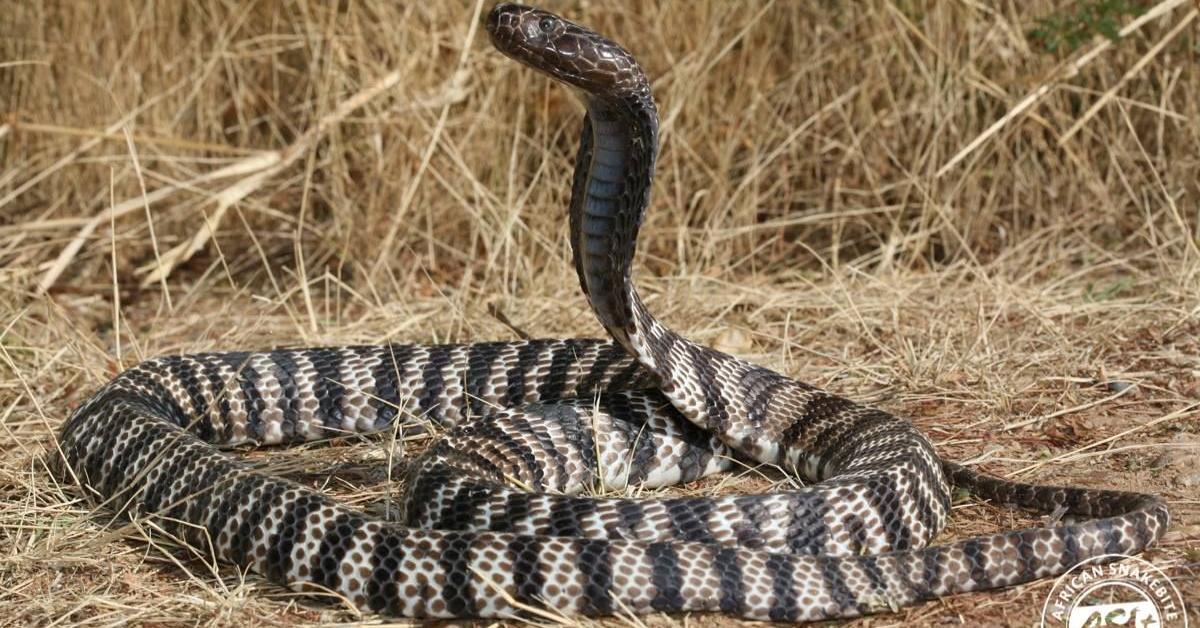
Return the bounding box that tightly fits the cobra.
[56,3,1169,621]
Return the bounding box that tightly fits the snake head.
[486,3,650,99]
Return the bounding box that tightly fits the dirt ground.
[2,1,1197,626]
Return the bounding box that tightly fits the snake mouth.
[485,3,648,98]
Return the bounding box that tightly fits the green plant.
[1085,277,1133,302]
[1029,0,1147,53]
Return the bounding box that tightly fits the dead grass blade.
[1059,8,1199,144]
[935,0,1192,178]
[135,67,411,286]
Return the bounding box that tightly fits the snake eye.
[538,17,555,33]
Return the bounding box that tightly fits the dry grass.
[2,0,1199,625]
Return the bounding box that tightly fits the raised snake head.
[486,3,650,100]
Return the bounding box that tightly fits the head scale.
[486,3,649,99]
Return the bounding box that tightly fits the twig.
[136,68,407,285]
[0,92,171,213]
[487,302,532,340]
[935,0,1191,178]
[35,152,278,294]
[6,121,260,155]
[121,123,173,308]
[1002,383,1135,431]
[1008,402,1199,477]
[368,0,483,281]
[1059,9,1198,144]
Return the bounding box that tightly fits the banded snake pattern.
[55,3,1170,622]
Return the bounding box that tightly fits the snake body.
[56,3,1169,621]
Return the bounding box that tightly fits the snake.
[55,3,1170,622]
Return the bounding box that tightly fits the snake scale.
[56,3,1170,622]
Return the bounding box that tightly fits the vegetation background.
[2,0,1197,624]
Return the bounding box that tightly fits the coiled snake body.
[57,3,1169,621]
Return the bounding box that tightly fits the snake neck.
[570,92,663,356]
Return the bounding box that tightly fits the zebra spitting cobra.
[55,3,1169,621]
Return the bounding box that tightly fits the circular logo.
[1041,554,1188,628]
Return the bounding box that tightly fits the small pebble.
[1106,380,1134,393]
